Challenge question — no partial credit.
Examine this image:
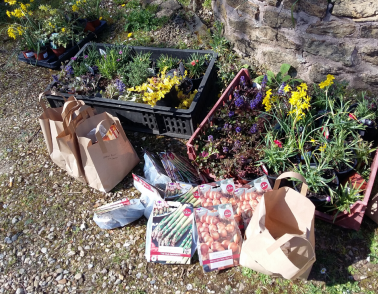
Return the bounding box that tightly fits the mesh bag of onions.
[195,204,243,273]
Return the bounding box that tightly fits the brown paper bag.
[56,105,95,184]
[76,112,140,192]
[38,92,83,169]
[240,172,316,280]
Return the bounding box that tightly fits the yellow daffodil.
[319,74,335,89]
[6,10,11,18]
[30,0,34,2]
[72,4,79,12]
[310,139,316,143]
[11,8,23,18]
[262,89,273,112]
[288,83,311,121]
[128,32,133,38]
[99,17,103,20]
[7,27,16,39]
[61,27,66,32]
[16,26,23,35]
[319,144,327,152]
[5,0,17,5]
[122,4,125,6]
[20,3,27,11]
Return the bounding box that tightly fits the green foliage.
[124,52,152,87]
[186,53,208,79]
[203,0,212,10]
[209,21,229,56]
[156,54,179,71]
[177,0,191,6]
[354,92,377,120]
[124,6,168,32]
[124,0,140,9]
[96,45,132,79]
[254,64,302,87]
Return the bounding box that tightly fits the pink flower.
[119,50,123,54]
[274,140,282,148]
[326,196,331,202]
[117,59,120,61]
[196,59,198,62]
[191,61,196,66]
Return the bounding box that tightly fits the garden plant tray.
[45,43,217,139]
[17,21,107,69]
[186,68,378,231]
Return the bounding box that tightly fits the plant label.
[43,52,48,58]
[261,182,269,190]
[224,209,232,218]
[183,208,192,217]
[193,190,200,199]
[26,52,34,57]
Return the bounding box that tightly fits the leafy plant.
[71,0,100,20]
[254,64,302,88]
[354,92,377,120]
[327,183,364,221]
[124,52,152,87]
[96,46,132,80]
[203,0,212,9]
[186,53,208,79]
[209,21,229,56]
[124,7,168,32]
[156,54,179,71]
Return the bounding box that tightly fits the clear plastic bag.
[93,199,145,229]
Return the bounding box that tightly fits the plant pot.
[88,19,101,28]
[191,76,203,90]
[52,47,66,57]
[84,21,96,32]
[358,123,378,142]
[34,49,48,61]
[22,50,34,59]
[334,157,357,178]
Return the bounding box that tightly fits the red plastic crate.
[186,68,378,230]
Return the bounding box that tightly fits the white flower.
[187,284,193,290]
[320,268,326,274]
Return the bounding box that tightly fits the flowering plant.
[71,0,101,21]
[185,53,208,79]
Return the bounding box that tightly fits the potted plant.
[71,0,102,32]
[186,53,209,89]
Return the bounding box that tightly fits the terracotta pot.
[22,50,34,59]
[84,21,96,32]
[88,19,101,28]
[52,47,66,57]
[33,50,48,61]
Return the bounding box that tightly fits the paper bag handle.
[63,105,95,133]
[273,172,308,197]
[38,91,70,111]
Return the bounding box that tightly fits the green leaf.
[276,72,282,83]
[280,63,291,75]
[253,75,264,84]
[241,64,249,68]
[282,75,291,82]
[266,70,275,82]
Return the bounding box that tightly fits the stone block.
[309,64,344,83]
[332,0,378,19]
[306,20,356,37]
[156,8,175,18]
[361,24,378,39]
[263,10,295,28]
[277,33,303,50]
[304,40,355,66]
[263,50,300,73]
[362,74,378,87]
[160,0,181,11]
[283,0,328,18]
[361,47,378,66]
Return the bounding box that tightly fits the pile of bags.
[38,92,140,192]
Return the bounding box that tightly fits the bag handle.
[63,105,95,133]
[38,91,69,111]
[273,172,308,197]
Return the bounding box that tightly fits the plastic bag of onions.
[195,203,243,273]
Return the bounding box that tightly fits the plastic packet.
[86,123,120,144]
[93,198,145,229]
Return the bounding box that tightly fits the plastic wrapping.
[93,199,145,229]
[143,152,171,191]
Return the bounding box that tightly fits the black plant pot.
[334,157,358,178]
[191,76,203,90]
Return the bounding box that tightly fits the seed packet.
[197,179,237,208]
[147,201,194,264]
[195,204,242,273]
[247,175,272,192]
[86,123,119,144]
[164,182,193,199]
[175,186,201,208]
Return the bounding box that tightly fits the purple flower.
[240,76,246,86]
[223,146,229,153]
[224,123,229,129]
[52,74,59,83]
[201,151,209,157]
[235,97,244,108]
[261,74,268,90]
[250,124,258,134]
[115,79,125,94]
[233,140,241,150]
[91,65,98,72]
[65,65,74,75]
[228,111,235,117]
[250,92,263,110]
[208,135,213,142]
[228,124,233,129]
[278,83,286,95]
[117,59,120,61]
[235,127,242,133]
[104,55,106,59]
[119,50,123,54]
[326,196,331,202]
[84,55,88,59]
[71,57,77,61]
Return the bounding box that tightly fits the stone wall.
[213,0,378,91]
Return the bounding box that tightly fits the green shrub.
[124,7,168,32]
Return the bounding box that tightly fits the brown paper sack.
[76,112,140,192]
[240,172,316,280]
[38,92,83,169]
[55,105,96,184]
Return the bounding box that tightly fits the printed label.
[193,190,200,199]
[169,153,175,160]
[261,182,268,190]
[207,249,233,269]
[226,184,234,193]
[26,52,34,57]
[183,208,192,217]
[43,52,48,58]
[158,246,183,254]
[261,164,269,175]
[224,209,232,218]
[120,199,130,206]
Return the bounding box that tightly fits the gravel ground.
[1,3,378,294]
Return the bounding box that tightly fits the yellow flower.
[17,26,23,35]
[122,4,125,6]
[20,3,27,11]
[283,84,291,93]
[5,0,17,5]
[72,4,79,12]
[310,139,316,143]
[288,84,311,121]
[7,27,16,39]
[61,27,66,32]
[99,17,103,20]
[6,10,11,18]
[128,32,133,38]
[262,89,273,112]
[319,74,335,89]
[11,8,23,18]
[319,144,327,152]
[30,0,34,2]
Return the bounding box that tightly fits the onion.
[220,197,228,204]
[222,240,230,248]
[229,198,237,205]
[244,193,250,201]
[226,224,235,234]
[240,194,244,201]
[208,248,213,253]
[210,231,220,241]
[206,215,213,224]
[204,235,213,243]
[197,221,203,228]
[237,207,241,215]
[251,192,258,200]
[228,242,238,253]
[213,200,221,205]
[211,242,222,251]
[214,243,225,252]
[217,222,226,230]
[199,226,209,233]
[202,222,209,228]
[233,234,240,244]
[201,232,210,239]
[256,195,262,202]
[203,202,209,207]
[207,201,214,207]
[211,217,219,225]
[200,215,207,223]
[234,214,241,224]
[219,228,227,237]
[209,224,217,232]
[215,193,222,200]
[244,204,252,210]
[200,243,209,255]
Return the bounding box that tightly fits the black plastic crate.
[45,43,218,139]
[17,21,107,69]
